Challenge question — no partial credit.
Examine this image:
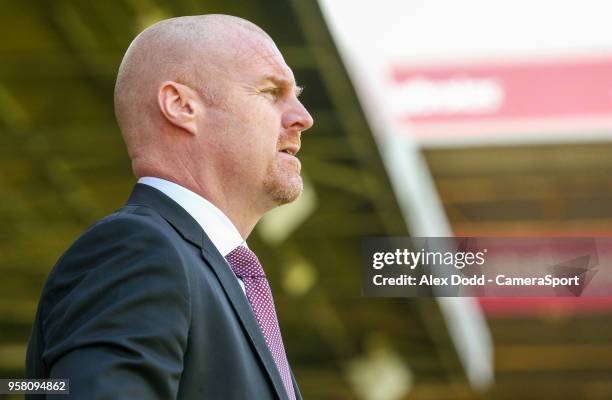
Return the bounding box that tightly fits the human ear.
[157,81,201,135]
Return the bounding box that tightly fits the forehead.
[226,29,296,83]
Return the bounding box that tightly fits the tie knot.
[225,245,266,278]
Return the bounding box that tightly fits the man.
[26,14,313,399]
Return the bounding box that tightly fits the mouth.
[279,144,300,157]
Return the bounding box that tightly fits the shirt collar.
[137,177,246,256]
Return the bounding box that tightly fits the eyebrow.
[261,75,304,97]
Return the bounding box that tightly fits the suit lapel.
[291,369,303,400]
[127,184,289,400]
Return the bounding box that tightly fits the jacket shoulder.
[42,204,193,319]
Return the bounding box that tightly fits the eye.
[261,87,282,101]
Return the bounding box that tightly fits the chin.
[264,173,303,205]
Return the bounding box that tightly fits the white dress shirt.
[138,176,246,292]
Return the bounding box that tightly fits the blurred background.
[1,0,612,399]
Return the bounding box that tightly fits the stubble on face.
[263,150,304,205]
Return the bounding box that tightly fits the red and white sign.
[319,0,612,145]
[390,57,612,139]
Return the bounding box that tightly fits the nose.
[282,99,314,132]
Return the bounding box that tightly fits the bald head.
[114,15,273,162]
[113,14,313,236]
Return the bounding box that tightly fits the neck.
[141,169,265,239]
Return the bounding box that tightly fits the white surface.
[318,0,496,389]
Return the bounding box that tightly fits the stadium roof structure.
[2,1,612,399]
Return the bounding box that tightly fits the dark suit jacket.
[26,183,301,399]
